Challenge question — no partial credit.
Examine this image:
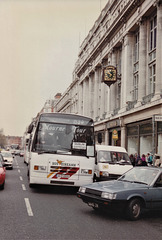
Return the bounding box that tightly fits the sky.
[0,0,107,136]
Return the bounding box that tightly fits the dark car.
[77,166,162,220]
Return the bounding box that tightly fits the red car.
[0,154,6,190]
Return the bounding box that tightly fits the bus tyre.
[29,183,35,188]
[126,198,142,221]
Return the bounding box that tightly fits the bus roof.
[39,112,94,126]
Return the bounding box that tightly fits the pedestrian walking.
[154,154,161,167]
[147,153,153,165]
[129,154,135,166]
[141,154,147,166]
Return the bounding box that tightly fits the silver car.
[1,151,13,169]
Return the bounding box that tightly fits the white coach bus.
[27,113,95,187]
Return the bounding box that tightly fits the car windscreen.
[1,152,12,157]
[119,167,159,185]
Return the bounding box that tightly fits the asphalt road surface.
[0,156,162,240]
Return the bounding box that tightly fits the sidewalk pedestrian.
[154,154,161,167]
[129,154,135,166]
[141,154,147,166]
[147,153,153,165]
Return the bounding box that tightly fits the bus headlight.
[101,192,116,200]
[81,169,92,175]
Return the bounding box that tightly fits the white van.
[94,145,133,181]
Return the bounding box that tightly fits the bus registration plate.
[56,174,70,179]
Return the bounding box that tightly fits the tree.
[0,129,7,148]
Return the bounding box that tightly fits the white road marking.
[24,198,33,216]
[22,184,26,191]
[18,169,20,173]
[20,176,23,181]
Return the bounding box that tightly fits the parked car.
[0,154,6,189]
[94,145,133,181]
[77,166,162,220]
[1,150,13,169]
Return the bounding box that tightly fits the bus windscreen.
[32,122,94,157]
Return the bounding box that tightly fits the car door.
[151,173,162,208]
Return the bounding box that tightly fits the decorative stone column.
[110,49,117,114]
[94,67,99,120]
[136,18,147,107]
[89,72,94,119]
[121,125,126,148]
[153,1,162,100]
[78,82,83,115]
[119,33,133,112]
[83,78,89,116]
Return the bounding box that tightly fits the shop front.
[107,119,121,146]
[127,117,162,157]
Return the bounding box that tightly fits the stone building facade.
[54,0,162,157]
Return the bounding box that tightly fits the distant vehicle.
[94,145,133,181]
[1,151,13,169]
[77,166,162,220]
[10,144,20,155]
[24,136,31,165]
[19,150,24,157]
[0,154,6,189]
[28,112,95,188]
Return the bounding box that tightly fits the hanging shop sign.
[112,129,118,140]
[102,65,117,86]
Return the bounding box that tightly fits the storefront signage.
[102,65,117,86]
[112,129,118,140]
[155,115,162,122]
[107,119,120,129]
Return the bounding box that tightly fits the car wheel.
[126,198,142,221]
[29,183,35,188]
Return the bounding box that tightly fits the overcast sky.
[0,0,107,136]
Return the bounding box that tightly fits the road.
[0,156,162,240]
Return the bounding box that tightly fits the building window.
[149,64,156,94]
[117,82,121,109]
[133,31,139,101]
[116,48,122,75]
[149,15,157,94]
[134,31,139,63]
[133,74,138,101]
[116,47,121,108]
[150,16,157,51]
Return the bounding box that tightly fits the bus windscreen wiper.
[38,150,57,154]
